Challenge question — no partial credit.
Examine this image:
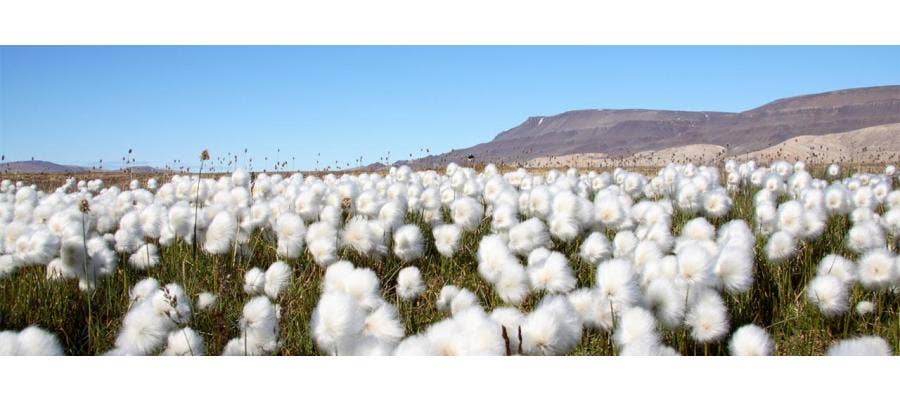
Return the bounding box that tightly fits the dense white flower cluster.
[2,159,897,356]
[107,278,201,355]
[724,160,900,327]
[0,326,64,355]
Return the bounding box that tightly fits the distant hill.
[0,161,164,174]
[0,161,87,173]
[409,85,900,166]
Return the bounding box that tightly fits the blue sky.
[1,46,899,171]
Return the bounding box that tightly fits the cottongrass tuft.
[682,217,715,241]
[765,231,796,262]
[196,292,217,311]
[613,307,660,349]
[527,250,576,294]
[204,211,236,255]
[495,261,530,306]
[685,290,729,343]
[855,301,875,316]
[223,295,280,356]
[450,196,484,232]
[579,232,612,264]
[432,224,461,258]
[162,327,205,356]
[847,221,885,253]
[596,258,639,308]
[275,212,306,259]
[396,266,424,300]
[243,267,266,295]
[806,275,849,316]
[128,243,160,270]
[520,295,582,355]
[676,244,713,287]
[264,261,293,299]
[0,326,64,356]
[309,291,365,355]
[508,218,550,256]
[340,216,379,257]
[826,336,892,356]
[393,224,424,263]
[644,278,686,328]
[816,254,856,284]
[712,246,753,294]
[856,249,896,290]
[728,324,772,356]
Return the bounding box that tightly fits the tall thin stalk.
[193,149,210,261]
[79,199,95,353]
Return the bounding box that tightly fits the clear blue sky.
[2,46,899,171]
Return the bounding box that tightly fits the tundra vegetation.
[1,156,898,356]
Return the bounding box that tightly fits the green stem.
[192,160,204,260]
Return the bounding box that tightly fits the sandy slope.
[524,123,900,168]
[736,123,900,164]
[525,144,727,168]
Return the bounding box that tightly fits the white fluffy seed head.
[196,292,217,311]
[340,216,378,256]
[243,267,266,295]
[432,224,461,258]
[826,336,892,356]
[682,217,715,241]
[520,295,582,355]
[275,212,306,259]
[644,278,686,328]
[579,231,611,264]
[613,307,659,348]
[476,234,514,284]
[676,244,713,287]
[776,201,805,236]
[612,230,638,259]
[129,277,160,305]
[527,251,576,294]
[396,266,424,300]
[451,196,484,231]
[128,243,160,270]
[7,326,65,356]
[847,221,885,253]
[363,303,405,346]
[508,218,549,256]
[264,261,293,299]
[806,275,848,316]
[436,285,461,313]
[729,324,773,356]
[495,261,530,306]
[855,301,875,316]
[765,231,796,262]
[596,258,638,308]
[204,211,237,255]
[685,290,729,343]
[856,249,896,290]
[713,246,753,294]
[310,291,364,355]
[816,254,856,284]
[162,327,205,356]
[393,224,424,262]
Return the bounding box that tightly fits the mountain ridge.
[0,161,164,174]
[412,85,900,166]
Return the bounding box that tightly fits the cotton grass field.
[1,157,898,356]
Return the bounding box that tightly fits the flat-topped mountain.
[413,85,900,166]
